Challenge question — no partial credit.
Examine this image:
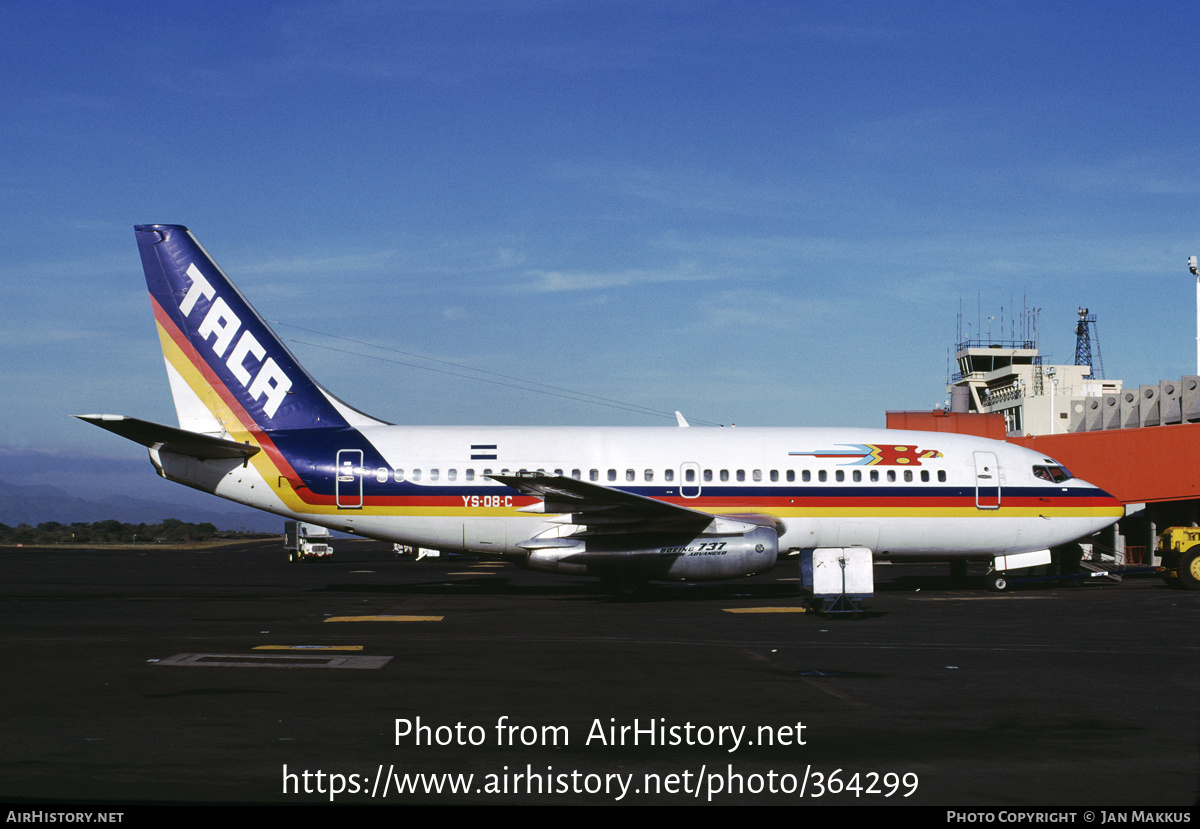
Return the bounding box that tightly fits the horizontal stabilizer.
[75,415,260,461]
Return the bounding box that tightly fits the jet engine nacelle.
[526,525,779,581]
[660,525,779,580]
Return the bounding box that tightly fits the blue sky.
[3,1,1200,506]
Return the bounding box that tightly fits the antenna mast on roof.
[1074,307,1104,379]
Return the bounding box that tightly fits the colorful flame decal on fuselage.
[788,444,943,466]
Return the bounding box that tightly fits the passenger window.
[938,470,946,482]
[430,469,439,481]
[644,469,653,481]
[736,470,745,482]
[818,470,827,482]
[769,470,778,482]
[394,468,405,482]
[664,469,674,482]
[852,470,861,482]
[720,470,729,482]
[465,469,474,481]
[572,469,581,480]
[704,469,713,482]
[448,469,457,481]
[553,469,563,476]
[920,470,929,482]
[887,470,896,482]
[626,469,635,482]
[608,469,617,482]
[786,470,794,482]
[412,469,422,481]
[590,469,599,481]
[835,470,844,482]
[802,470,810,482]
[904,470,913,482]
[870,470,879,482]
[685,468,695,482]
[376,467,388,483]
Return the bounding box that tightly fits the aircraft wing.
[75,415,260,461]
[488,473,782,554]
[489,474,711,532]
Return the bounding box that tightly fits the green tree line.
[0,518,220,544]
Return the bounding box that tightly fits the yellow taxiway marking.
[723,607,808,614]
[254,645,364,651]
[449,571,490,575]
[908,595,1049,601]
[325,615,444,622]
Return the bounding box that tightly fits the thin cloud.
[516,266,716,293]
[544,160,813,217]
[236,250,399,276]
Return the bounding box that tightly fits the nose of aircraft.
[1079,478,1125,530]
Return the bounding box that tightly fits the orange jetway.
[1011,425,1200,505]
[885,409,1008,439]
[888,410,1200,505]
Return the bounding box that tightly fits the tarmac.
[1,539,1197,807]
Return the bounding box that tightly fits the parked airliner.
[80,225,1124,592]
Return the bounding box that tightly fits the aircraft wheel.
[987,572,1009,592]
[1178,548,1200,591]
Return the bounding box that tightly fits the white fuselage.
[157,423,1123,563]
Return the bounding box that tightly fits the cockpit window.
[1033,465,1073,483]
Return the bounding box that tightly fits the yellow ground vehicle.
[1157,527,1200,590]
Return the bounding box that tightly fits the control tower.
[949,336,1120,437]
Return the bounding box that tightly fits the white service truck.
[284,521,333,562]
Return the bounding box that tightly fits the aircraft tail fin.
[134,224,386,436]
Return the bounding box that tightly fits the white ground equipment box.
[800,547,874,614]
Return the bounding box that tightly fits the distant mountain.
[0,476,280,531]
